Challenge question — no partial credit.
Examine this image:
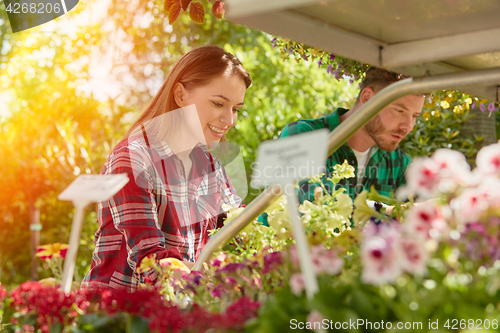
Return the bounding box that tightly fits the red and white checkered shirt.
[81,135,241,291]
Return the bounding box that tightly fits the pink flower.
[289,273,305,296]
[405,204,447,239]
[451,188,489,224]
[310,245,344,275]
[403,149,470,199]
[0,284,7,302]
[361,227,401,285]
[403,158,440,198]
[210,253,227,267]
[475,143,500,177]
[307,310,325,332]
[399,237,428,275]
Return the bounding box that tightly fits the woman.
[82,46,251,290]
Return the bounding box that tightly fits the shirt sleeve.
[103,146,181,282]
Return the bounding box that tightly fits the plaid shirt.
[81,136,241,291]
[282,108,411,203]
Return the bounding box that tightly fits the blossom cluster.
[1,282,260,333]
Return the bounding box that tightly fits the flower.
[451,188,490,224]
[405,204,447,239]
[307,310,325,333]
[475,143,500,177]
[289,273,305,296]
[403,149,470,198]
[480,103,486,112]
[137,254,157,274]
[35,243,69,260]
[159,257,191,273]
[353,191,380,225]
[0,284,7,302]
[310,245,344,275]
[317,58,323,68]
[262,251,283,274]
[399,237,428,275]
[38,277,57,288]
[210,252,227,267]
[361,224,402,285]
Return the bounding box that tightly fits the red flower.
[0,284,7,302]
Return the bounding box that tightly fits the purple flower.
[223,276,237,287]
[349,79,354,84]
[217,263,245,274]
[210,253,226,267]
[211,284,224,298]
[329,53,336,61]
[488,102,497,112]
[480,103,486,112]
[326,64,333,74]
[302,54,308,61]
[272,41,277,48]
[271,37,277,42]
[262,252,283,274]
[471,102,476,109]
[317,58,323,68]
[185,271,204,286]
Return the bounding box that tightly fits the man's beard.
[364,115,407,152]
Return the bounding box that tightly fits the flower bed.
[2,143,500,332]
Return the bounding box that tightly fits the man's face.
[364,94,425,152]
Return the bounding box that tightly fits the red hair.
[124,46,251,139]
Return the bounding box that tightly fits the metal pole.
[61,201,89,293]
[29,203,41,280]
[193,67,500,272]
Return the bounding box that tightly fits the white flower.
[310,245,344,275]
[361,227,402,285]
[451,188,489,224]
[289,273,305,296]
[307,310,325,333]
[404,204,447,239]
[475,143,500,177]
[399,237,428,276]
[404,149,471,199]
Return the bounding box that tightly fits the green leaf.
[126,315,149,333]
[50,322,63,333]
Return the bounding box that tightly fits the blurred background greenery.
[0,0,498,286]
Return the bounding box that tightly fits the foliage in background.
[272,35,500,165]
[0,0,357,285]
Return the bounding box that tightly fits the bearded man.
[281,67,425,204]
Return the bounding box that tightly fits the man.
[257,67,424,227]
[282,67,424,205]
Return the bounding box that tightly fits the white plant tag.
[58,174,129,203]
[250,129,328,188]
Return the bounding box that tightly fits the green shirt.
[258,108,410,225]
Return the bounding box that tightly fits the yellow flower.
[353,191,379,225]
[221,204,246,225]
[36,243,69,260]
[137,254,157,274]
[334,193,353,218]
[38,277,57,288]
[159,258,191,273]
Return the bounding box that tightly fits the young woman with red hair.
[82,46,251,290]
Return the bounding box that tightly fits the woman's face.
[175,74,247,145]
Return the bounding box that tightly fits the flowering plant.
[5,144,500,332]
[35,243,69,283]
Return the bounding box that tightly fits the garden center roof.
[225,0,500,102]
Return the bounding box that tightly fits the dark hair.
[124,45,251,139]
[355,67,415,104]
